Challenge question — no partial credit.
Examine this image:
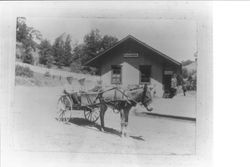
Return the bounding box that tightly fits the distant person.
[78,78,87,93]
[64,76,81,104]
[170,74,177,98]
[182,80,187,96]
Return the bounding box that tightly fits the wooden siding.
[98,39,178,97]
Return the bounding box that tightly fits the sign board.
[123,53,139,57]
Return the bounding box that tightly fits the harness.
[95,86,149,113]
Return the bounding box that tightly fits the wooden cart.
[56,91,104,123]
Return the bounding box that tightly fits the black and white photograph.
[1,1,214,167]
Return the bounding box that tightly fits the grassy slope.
[15,72,68,87]
[15,71,99,88]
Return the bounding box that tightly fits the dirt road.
[10,86,195,155]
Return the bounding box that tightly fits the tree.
[52,33,73,68]
[52,34,65,68]
[16,17,29,43]
[21,37,34,65]
[83,29,118,62]
[70,61,82,73]
[38,39,53,68]
[100,35,118,51]
[63,34,72,66]
[72,43,87,64]
[70,29,118,73]
[83,29,102,61]
[16,17,42,64]
[16,17,42,44]
[22,52,34,64]
[181,59,194,66]
[182,68,189,79]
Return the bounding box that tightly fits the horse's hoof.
[121,133,127,138]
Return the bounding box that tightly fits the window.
[111,65,122,84]
[140,65,151,84]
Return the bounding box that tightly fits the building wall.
[98,40,177,97]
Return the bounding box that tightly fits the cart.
[56,91,104,123]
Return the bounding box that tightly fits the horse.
[98,84,154,137]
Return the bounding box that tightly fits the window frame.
[111,65,122,84]
[139,65,151,84]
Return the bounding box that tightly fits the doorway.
[163,74,172,92]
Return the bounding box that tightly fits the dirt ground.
[10,86,196,155]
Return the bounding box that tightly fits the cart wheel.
[84,107,100,123]
[56,95,72,122]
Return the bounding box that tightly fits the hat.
[78,78,86,82]
[66,76,73,81]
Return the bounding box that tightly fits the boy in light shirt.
[78,78,87,93]
[64,76,81,104]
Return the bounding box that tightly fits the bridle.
[141,84,151,107]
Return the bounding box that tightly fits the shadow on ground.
[69,118,145,141]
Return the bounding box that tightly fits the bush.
[15,65,34,78]
[70,61,82,73]
[22,52,34,65]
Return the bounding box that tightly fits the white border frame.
[0,2,212,167]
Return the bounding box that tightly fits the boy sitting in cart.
[63,76,81,105]
[78,78,87,93]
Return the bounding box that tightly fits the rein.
[100,86,148,107]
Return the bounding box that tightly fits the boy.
[64,76,81,104]
[170,74,177,98]
[182,80,187,96]
[78,78,87,93]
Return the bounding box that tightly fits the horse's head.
[141,84,153,112]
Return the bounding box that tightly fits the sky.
[26,17,197,62]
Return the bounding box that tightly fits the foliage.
[83,29,103,61]
[63,35,72,66]
[71,43,86,65]
[70,61,83,73]
[16,18,117,72]
[16,17,42,44]
[181,59,194,66]
[176,74,184,86]
[38,39,53,68]
[69,29,118,73]
[52,33,73,68]
[16,17,42,64]
[182,68,189,79]
[181,67,197,90]
[21,52,34,65]
[83,29,118,62]
[100,35,118,51]
[52,34,65,68]
[15,65,34,78]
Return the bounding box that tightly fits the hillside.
[15,62,100,89]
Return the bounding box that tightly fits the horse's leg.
[123,106,132,137]
[120,109,125,137]
[99,103,107,131]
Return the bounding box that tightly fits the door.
[163,74,172,92]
